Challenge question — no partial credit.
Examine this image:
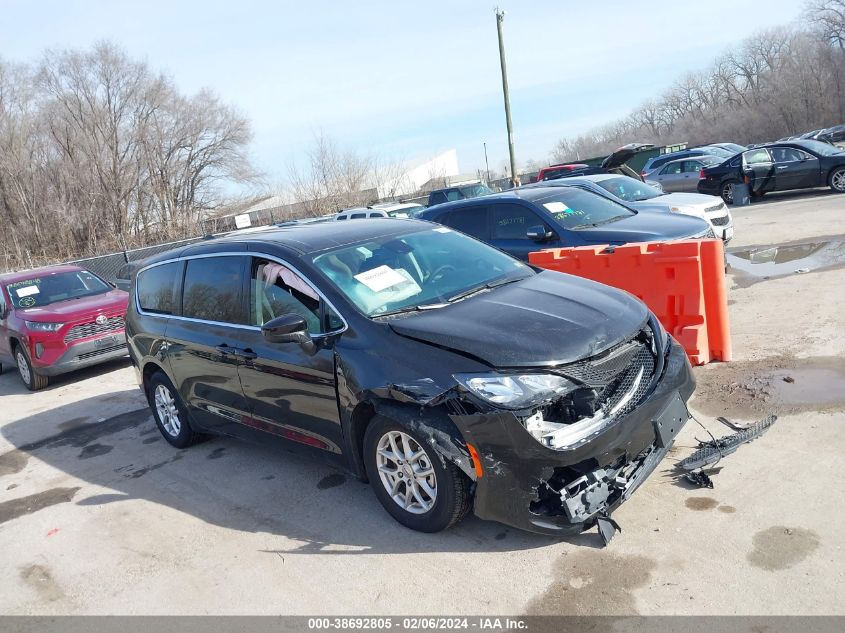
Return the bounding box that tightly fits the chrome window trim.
[135,251,349,338]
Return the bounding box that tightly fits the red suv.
[0,265,129,390]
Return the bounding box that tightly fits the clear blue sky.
[2,0,803,183]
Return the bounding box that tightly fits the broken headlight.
[453,373,578,410]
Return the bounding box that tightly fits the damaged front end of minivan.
[436,317,695,540]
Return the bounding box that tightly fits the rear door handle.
[216,344,234,355]
[232,348,257,360]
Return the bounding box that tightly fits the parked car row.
[698,140,845,203]
[777,124,845,144]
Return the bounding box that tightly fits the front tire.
[148,372,197,448]
[363,414,471,532]
[830,167,845,193]
[14,345,49,391]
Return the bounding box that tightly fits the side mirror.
[527,225,554,242]
[262,314,309,344]
[262,314,318,354]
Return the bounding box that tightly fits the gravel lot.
[1,189,844,615]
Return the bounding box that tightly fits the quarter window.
[137,262,182,315]
[182,256,247,324]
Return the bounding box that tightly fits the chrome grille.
[711,214,730,226]
[64,315,125,344]
[551,330,656,418]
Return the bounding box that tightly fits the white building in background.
[375,149,460,199]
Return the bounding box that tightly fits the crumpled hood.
[17,289,129,322]
[388,271,648,368]
[576,212,709,244]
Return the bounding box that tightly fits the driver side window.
[251,259,332,334]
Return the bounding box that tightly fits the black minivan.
[127,219,694,540]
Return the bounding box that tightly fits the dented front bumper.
[449,339,695,536]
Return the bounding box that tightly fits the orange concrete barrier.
[529,239,731,365]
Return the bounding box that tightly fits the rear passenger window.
[491,204,540,240]
[351,213,366,219]
[182,256,247,324]
[137,262,182,315]
[443,207,488,240]
[661,162,683,175]
[445,190,463,202]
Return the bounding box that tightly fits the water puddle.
[764,368,845,407]
[727,239,845,283]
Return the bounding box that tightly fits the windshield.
[799,140,844,156]
[312,227,532,317]
[532,187,635,229]
[4,270,111,309]
[458,184,493,198]
[593,176,664,202]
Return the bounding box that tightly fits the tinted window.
[351,213,366,219]
[771,147,808,162]
[137,262,182,315]
[445,189,464,202]
[660,162,683,175]
[443,207,488,239]
[491,204,543,239]
[681,160,702,173]
[428,192,447,205]
[531,188,635,230]
[182,256,246,324]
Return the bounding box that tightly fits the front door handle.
[216,344,234,355]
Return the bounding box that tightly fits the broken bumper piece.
[450,339,694,537]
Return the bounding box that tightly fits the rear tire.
[148,372,197,448]
[363,414,471,532]
[721,180,738,204]
[830,167,845,193]
[14,344,49,391]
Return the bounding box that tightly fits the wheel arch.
[348,397,476,483]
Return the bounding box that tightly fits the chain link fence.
[65,236,207,283]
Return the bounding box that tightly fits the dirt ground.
[1,189,844,615]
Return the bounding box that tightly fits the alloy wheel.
[16,350,31,386]
[154,384,181,437]
[375,430,437,514]
[722,182,734,204]
[832,169,845,192]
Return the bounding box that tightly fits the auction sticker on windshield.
[543,201,570,213]
[355,265,413,292]
[15,285,40,297]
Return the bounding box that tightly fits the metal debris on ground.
[596,512,622,546]
[716,415,752,431]
[783,376,795,383]
[677,414,778,472]
[685,471,714,489]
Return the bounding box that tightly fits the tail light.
[699,169,706,179]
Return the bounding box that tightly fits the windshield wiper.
[571,216,629,229]
[373,303,448,319]
[447,276,522,303]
